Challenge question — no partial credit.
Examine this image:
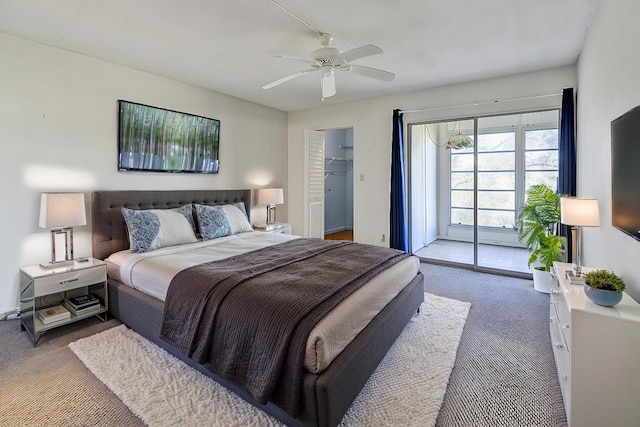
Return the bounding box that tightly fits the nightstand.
[19,258,108,345]
[255,223,292,234]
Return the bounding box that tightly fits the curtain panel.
[390,109,407,251]
[558,87,577,262]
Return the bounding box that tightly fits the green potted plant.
[583,270,626,306]
[517,184,566,292]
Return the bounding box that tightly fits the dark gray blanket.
[160,238,409,417]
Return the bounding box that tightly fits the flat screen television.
[611,105,640,242]
[118,100,220,173]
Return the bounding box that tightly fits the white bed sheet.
[106,232,298,300]
[106,231,420,373]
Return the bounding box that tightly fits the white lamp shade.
[257,188,284,205]
[560,197,600,227]
[39,192,87,228]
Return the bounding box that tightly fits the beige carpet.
[69,293,469,427]
[0,348,144,426]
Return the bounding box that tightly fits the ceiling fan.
[263,1,395,99]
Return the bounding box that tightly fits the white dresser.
[550,262,640,426]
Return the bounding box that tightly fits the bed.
[91,189,424,427]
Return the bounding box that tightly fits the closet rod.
[399,93,562,114]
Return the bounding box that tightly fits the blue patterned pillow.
[122,206,197,253]
[174,204,197,231]
[195,204,232,240]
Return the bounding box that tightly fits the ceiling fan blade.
[321,68,336,98]
[339,44,383,62]
[262,69,316,90]
[344,64,395,82]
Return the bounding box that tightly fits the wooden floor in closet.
[324,230,353,241]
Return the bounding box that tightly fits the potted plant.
[583,270,626,306]
[517,184,566,293]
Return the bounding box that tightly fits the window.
[451,132,517,228]
[449,111,559,229]
[525,128,559,191]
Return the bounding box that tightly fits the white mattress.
[106,231,420,373]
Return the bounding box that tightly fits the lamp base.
[266,204,277,225]
[48,227,75,267]
[566,268,586,285]
[39,259,74,270]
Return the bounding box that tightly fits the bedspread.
[160,238,409,417]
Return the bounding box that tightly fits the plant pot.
[532,266,553,293]
[583,284,623,307]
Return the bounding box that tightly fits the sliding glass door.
[409,118,476,268]
[409,110,559,275]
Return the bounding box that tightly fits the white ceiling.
[0,0,599,112]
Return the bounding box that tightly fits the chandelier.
[445,128,473,150]
[426,121,474,150]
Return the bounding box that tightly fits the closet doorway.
[324,128,354,241]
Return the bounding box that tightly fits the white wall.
[577,0,640,301]
[0,33,287,316]
[288,66,576,246]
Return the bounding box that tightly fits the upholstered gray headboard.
[91,189,251,260]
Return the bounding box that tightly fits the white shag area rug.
[69,293,470,427]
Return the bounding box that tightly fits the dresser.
[550,262,640,426]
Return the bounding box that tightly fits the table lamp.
[39,192,87,268]
[560,197,599,278]
[257,188,284,225]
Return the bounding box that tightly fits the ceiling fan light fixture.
[321,66,336,98]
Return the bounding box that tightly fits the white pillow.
[122,207,198,253]
[222,204,254,234]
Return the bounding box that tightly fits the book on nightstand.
[37,305,71,324]
[67,294,99,308]
[64,300,100,315]
[65,294,101,315]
